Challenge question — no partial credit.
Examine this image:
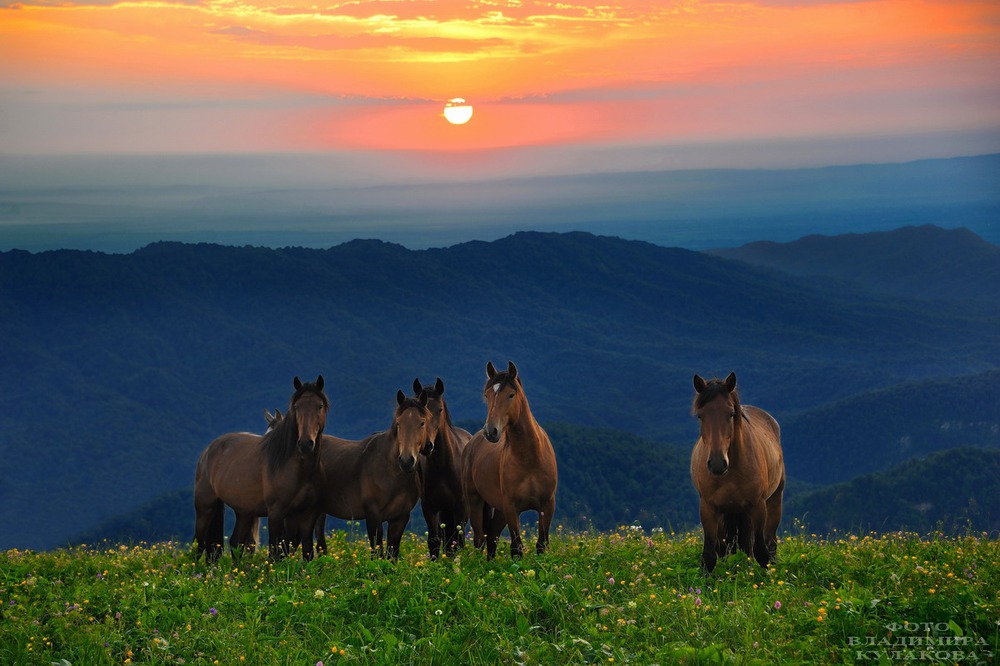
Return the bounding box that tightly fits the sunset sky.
[2,0,999,174]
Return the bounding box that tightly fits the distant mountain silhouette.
[709,225,1000,302]
[1,228,997,549]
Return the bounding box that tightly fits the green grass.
[2,526,997,665]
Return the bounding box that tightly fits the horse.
[690,372,785,572]
[413,377,473,559]
[462,361,558,560]
[313,390,433,561]
[193,376,329,562]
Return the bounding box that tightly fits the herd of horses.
[193,362,784,572]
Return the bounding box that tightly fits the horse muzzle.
[483,425,501,443]
[298,438,316,454]
[707,455,729,476]
[398,455,416,473]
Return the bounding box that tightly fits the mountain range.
[1,224,997,550]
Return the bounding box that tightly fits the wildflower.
[774,600,781,610]
[314,589,326,599]
[209,607,218,616]
[608,577,615,586]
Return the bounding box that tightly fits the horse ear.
[396,389,406,406]
[486,361,497,378]
[725,372,737,392]
[507,361,517,380]
[293,376,303,391]
[274,408,282,419]
[418,391,428,407]
[413,378,422,395]
[435,377,445,395]
[263,408,273,422]
[316,375,324,391]
[693,374,707,393]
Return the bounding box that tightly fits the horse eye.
[508,392,515,399]
[729,411,736,419]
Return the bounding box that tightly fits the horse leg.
[699,499,720,573]
[747,500,771,568]
[422,502,442,561]
[385,516,410,562]
[734,512,753,558]
[454,500,469,551]
[503,499,524,560]
[485,506,506,561]
[442,504,464,557]
[536,495,555,555]
[194,498,225,563]
[289,511,315,562]
[266,509,290,561]
[230,512,253,561]
[764,477,785,563]
[468,495,487,550]
[314,515,328,556]
[365,515,384,559]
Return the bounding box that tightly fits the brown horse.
[690,372,784,572]
[413,377,473,560]
[193,376,329,562]
[462,361,558,560]
[314,390,432,561]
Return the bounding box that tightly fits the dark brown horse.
[194,376,329,562]
[314,390,432,560]
[690,372,784,572]
[462,361,558,560]
[413,377,472,559]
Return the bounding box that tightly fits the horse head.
[413,376,448,448]
[693,372,740,476]
[394,389,432,473]
[482,360,523,443]
[263,408,283,435]
[290,375,329,454]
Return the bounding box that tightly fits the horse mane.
[263,380,329,472]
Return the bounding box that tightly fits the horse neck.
[429,420,460,465]
[505,397,545,453]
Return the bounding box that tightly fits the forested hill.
[1,226,998,549]
[709,224,1000,302]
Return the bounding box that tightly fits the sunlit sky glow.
[1,0,999,171]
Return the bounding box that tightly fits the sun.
[443,98,473,125]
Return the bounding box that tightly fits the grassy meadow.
[1,525,997,665]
